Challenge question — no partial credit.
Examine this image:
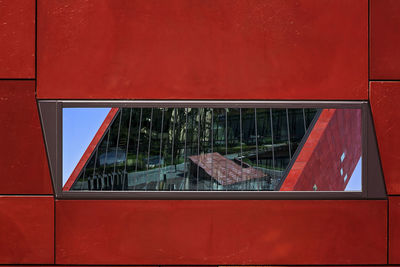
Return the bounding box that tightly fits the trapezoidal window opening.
[37,100,387,199]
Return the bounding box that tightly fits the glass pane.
[63,107,362,192]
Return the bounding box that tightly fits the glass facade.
[67,107,319,191]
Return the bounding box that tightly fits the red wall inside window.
[1,0,400,265]
[281,109,362,191]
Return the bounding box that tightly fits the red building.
[1,0,400,265]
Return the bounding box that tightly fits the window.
[38,101,386,199]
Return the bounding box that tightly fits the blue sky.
[345,156,362,191]
[62,108,111,186]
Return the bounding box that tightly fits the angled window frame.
[38,100,386,200]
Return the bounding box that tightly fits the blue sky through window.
[62,108,111,186]
[345,157,362,191]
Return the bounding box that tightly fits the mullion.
[101,128,111,191]
[170,108,176,167]
[225,109,228,191]
[122,108,133,190]
[286,108,292,159]
[210,108,214,191]
[183,108,188,190]
[145,108,154,191]
[269,108,275,189]
[255,108,259,190]
[158,108,165,190]
[111,110,123,190]
[133,108,143,190]
[92,148,99,190]
[196,108,201,191]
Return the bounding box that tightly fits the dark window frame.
[38,100,386,200]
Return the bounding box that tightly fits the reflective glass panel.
[63,107,362,192]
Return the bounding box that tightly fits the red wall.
[370,0,400,79]
[0,0,35,78]
[369,0,400,258]
[37,0,368,100]
[56,200,386,265]
[281,109,361,191]
[0,196,54,264]
[0,81,53,194]
[1,0,400,265]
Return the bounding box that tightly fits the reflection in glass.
[63,107,362,192]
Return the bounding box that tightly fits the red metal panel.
[0,81,53,194]
[390,196,400,264]
[0,0,35,78]
[370,82,400,195]
[56,200,386,265]
[370,0,400,79]
[38,0,368,100]
[0,196,54,264]
[281,109,361,191]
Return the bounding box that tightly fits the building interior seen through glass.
[65,107,323,191]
